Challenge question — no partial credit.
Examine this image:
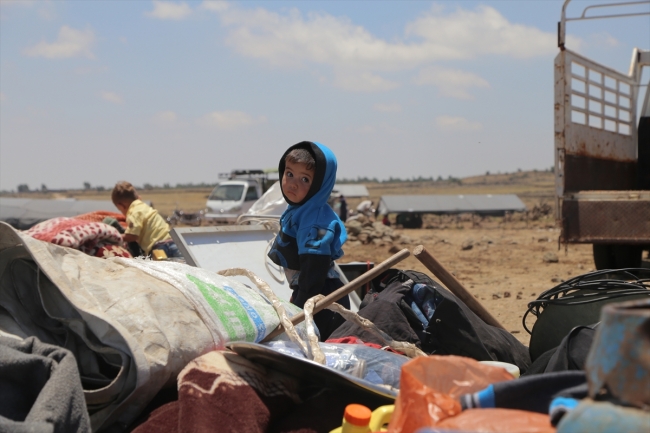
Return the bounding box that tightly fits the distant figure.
[111,181,182,259]
[339,195,348,222]
[356,199,374,217]
[382,213,391,227]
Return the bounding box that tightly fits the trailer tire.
[592,244,643,270]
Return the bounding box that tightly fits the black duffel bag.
[329,269,531,374]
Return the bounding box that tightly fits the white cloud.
[333,71,399,92]
[435,115,482,131]
[213,7,428,70]
[202,3,573,93]
[589,32,620,48]
[101,91,123,104]
[154,110,178,122]
[197,110,266,129]
[405,5,561,60]
[414,66,489,100]
[24,26,95,59]
[373,102,402,113]
[209,4,564,70]
[146,1,192,20]
[200,1,229,13]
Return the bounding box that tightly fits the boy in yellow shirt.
[111,181,182,259]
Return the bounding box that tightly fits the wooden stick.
[413,245,506,330]
[261,248,411,342]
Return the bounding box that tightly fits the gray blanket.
[0,336,90,433]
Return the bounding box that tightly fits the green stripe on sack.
[186,275,255,342]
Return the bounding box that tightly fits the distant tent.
[332,184,369,197]
[0,197,117,230]
[377,194,527,217]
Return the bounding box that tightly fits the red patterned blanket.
[24,217,131,258]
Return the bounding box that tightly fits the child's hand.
[122,233,138,243]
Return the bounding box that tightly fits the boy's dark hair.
[285,148,316,171]
[112,181,138,204]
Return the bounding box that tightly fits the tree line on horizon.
[5,167,554,194]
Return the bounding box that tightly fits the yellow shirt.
[125,199,171,254]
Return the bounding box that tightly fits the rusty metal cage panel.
[555,49,641,201]
[561,191,650,243]
[561,50,638,159]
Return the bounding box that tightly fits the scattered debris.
[480,236,494,245]
[345,217,412,246]
[492,293,501,299]
[461,239,474,250]
[543,252,559,263]
[527,201,553,221]
[510,330,521,334]
[504,291,511,298]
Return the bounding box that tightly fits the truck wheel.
[593,244,643,270]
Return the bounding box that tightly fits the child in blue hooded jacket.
[268,141,349,340]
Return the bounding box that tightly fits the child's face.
[282,160,314,203]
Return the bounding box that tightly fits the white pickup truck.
[204,170,275,224]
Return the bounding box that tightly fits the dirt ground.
[341,214,595,346]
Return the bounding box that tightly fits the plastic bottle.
[341,404,372,433]
[330,404,394,433]
[412,283,439,321]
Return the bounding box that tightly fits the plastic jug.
[478,360,520,378]
[330,404,394,433]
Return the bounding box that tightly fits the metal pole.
[412,245,506,330]
[261,248,411,342]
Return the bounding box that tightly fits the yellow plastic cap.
[344,404,372,426]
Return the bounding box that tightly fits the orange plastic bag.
[437,408,555,432]
[388,355,514,433]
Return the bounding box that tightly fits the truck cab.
[555,0,650,269]
[205,170,275,224]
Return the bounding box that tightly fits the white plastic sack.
[113,257,303,347]
[0,222,299,431]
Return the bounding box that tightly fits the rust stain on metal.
[561,199,650,243]
[563,155,637,192]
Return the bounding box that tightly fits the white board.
[171,225,360,311]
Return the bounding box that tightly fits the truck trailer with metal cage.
[554,0,650,269]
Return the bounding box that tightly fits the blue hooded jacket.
[268,141,347,305]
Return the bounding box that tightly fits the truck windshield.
[209,185,244,201]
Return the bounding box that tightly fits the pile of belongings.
[2,220,649,433]
[23,211,131,258]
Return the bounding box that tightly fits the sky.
[1,0,649,191]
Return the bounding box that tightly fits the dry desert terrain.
[10,170,648,345]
